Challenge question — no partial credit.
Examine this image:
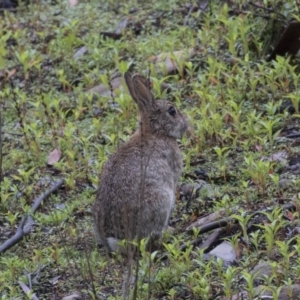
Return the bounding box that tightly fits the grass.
[1,0,300,299]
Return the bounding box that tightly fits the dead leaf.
[73,46,87,60]
[255,144,262,152]
[268,21,300,61]
[149,48,196,75]
[115,18,129,34]
[224,113,233,125]
[69,0,78,7]
[209,76,219,85]
[18,281,39,300]
[49,275,61,285]
[8,68,16,78]
[47,149,61,166]
[261,150,287,163]
[286,210,294,222]
[61,293,82,300]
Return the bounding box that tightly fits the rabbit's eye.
[168,106,176,116]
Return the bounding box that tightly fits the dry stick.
[188,217,233,235]
[198,227,224,251]
[30,179,64,214]
[0,179,64,254]
[0,131,23,136]
[157,202,297,261]
[183,4,195,27]
[248,1,286,19]
[186,202,297,236]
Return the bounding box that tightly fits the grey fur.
[93,72,189,253]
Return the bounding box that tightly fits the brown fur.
[93,72,189,253]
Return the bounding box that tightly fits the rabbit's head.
[125,72,188,139]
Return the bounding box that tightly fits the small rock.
[254,284,300,300]
[250,262,274,282]
[278,179,294,189]
[209,241,236,263]
[294,227,300,234]
[55,203,66,210]
[93,107,102,117]
[220,291,248,300]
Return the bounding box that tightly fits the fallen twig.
[188,217,233,234]
[187,202,296,234]
[248,1,286,19]
[1,131,23,136]
[0,179,64,254]
[286,133,300,139]
[30,179,64,214]
[197,227,224,251]
[158,203,296,262]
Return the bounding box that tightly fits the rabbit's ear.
[124,72,157,112]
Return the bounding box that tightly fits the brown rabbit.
[93,72,189,254]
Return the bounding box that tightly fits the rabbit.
[93,72,189,254]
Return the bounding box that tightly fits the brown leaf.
[268,21,300,61]
[209,76,219,85]
[69,0,78,7]
[8,68,16,78]
[149,48,196,75]
[286,210,294,222]
[224,112,233,125]
[47,149,61,166]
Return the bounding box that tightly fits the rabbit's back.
[93,134,182,252]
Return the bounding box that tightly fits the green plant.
[257,209,286,257]
[232,211,253,244]
[214,146,230,177]
[243,154,273,194]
